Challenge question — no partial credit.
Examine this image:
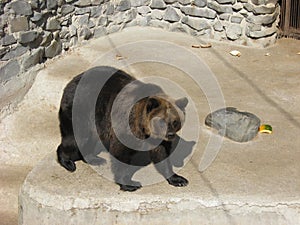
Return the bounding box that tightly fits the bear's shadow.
[111,135,196,169]
[169,135,196,168]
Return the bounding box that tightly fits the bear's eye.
[173,120,180,129]
[147,98,160,113]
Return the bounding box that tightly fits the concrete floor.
[1,27,300,224]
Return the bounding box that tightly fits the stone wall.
[0,0,280,118]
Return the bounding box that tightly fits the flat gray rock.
[205,107,261,142]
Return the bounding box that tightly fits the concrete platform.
[0,27,300,224]
[19,151,299,225]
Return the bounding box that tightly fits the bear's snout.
[166,132,176,140]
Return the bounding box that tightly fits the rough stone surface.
[79,26,93,40]
[163,6,180,22]
[251,0,263,4]
[46,17,61,31]
[178,0,190,5]
[68,25,77,37]
[75,7,91,15]
[107,24,122,33]
[1,34,17,46]
[19,31,39,44]
[90,6,102,17]
[1,0,279,60]
[137,6,151,14]
[94,26,107,37]
[226,23,242,40]
[29,0,39,9]
[193,0,207,7]
[6,0,33,16]
[244,2,276,14]
[215,0,235,4]
[231,15,243,24]
[169,22,189,32]
[182,16,210,31]
[205,108,260,142]
[124,9,138,22]
[232,2,243,11]
[247,9,278,25]
[75,0,92,7]
[130,0,151,7]
[149,19,170,29]
[137,15,151,26]
[247,24,277,38]
[47,0,58,10]
[0,47,9,58]
[117,0,131,11]
[164,0,177,3]
[105,3,115,15]
[247,23,262,32]
[219,13,231,20]
[180,6,216,19]
[22,47,44,70]
[0,60,20,84]
[97,16,108,26]
[45,39,62,58]
[213,20,224,31]
[40,32,53,47]
[30,12,43,22]
[61,4,75,16]
[150,0,167,9]
[208,1,233,13]
[91,0,104,5]
[151,9,163,20]
[8,16,29,33]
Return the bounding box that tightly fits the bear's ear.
[147,97,160,113]
[175,97,188,110]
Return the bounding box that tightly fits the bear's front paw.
[167,174,188,187]
[119,181,142,192]
[58,159,76,172]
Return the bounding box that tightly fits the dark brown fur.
[57,66,191,191]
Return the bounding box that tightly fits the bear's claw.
[167,174,189,187]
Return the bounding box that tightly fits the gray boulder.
[205,107,261,142]
[6,0,33,16]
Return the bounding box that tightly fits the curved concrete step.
[19,152,300,225]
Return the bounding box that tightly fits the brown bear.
[57,66,191,191]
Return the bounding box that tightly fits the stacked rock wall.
[0,0,280,118]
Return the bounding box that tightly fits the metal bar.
[284,0,291,35]
[295,1,300,29]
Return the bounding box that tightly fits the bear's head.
[142,96,188,141]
